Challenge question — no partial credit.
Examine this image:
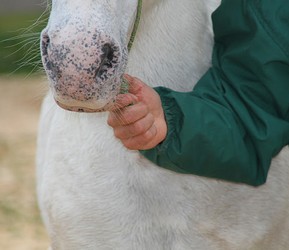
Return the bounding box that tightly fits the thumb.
[124,74,144,95]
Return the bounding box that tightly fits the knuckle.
[143,130,154,141]
[131,121,145,135]
[114,127,131,140]
[113,128,122,139]
[107,112,120,127]
[123,140,137,150]
[107,116,114,126]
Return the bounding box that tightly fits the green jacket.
[140,0,289,186]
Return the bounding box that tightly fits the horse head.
[41,0,141,112]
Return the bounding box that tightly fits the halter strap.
[120,0,142,94]
[127,0,143,52]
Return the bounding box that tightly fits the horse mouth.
[54,97,115,113]
[55,100,113,113]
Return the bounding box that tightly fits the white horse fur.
[37,0,289,249]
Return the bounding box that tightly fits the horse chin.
[48,72,124,113]
[54,97,115,113]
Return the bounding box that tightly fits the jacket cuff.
[139,87,189,174]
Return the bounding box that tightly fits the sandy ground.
[0,76,49,249]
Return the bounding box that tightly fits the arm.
[108,0,289,186]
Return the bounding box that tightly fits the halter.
[127,0,143,52]
[120,0,142,94]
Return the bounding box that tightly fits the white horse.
[37,0,289,249]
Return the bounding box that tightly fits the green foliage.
[0,12,49,75]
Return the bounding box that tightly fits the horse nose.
[41,30,120,81]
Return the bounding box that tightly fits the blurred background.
[0,0,50,249]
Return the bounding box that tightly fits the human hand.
[107,75,167,150]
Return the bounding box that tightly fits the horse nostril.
[102,43,114,62]
[41,31,50,56]
[96,43,116,79]
[41,31,62,79]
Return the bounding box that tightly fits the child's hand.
[107,75,167,150]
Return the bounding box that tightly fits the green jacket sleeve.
[140,0,289,186]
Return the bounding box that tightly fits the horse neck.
[127,0,220,91]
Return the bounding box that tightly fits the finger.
[109,93,138,111]
[107,102,148,127]
[124,74,144,95]
[121,125,157,150]
[113,113,154,140]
